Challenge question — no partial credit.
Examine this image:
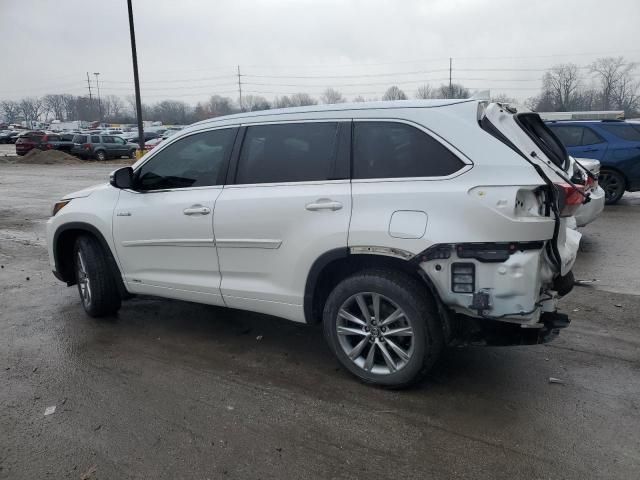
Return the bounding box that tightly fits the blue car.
[546,120,640,204]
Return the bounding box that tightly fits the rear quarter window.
[600,124,640,142]
[352,121,464,179]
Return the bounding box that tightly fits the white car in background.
[573,157,605,227]
[47,99,587,387]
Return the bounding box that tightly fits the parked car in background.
[0,130,14,143]
[143,137,164,151]
[546,120,640,204]
[573,158,605,227]
[14,131,45,155]
[48,99,582,387]
[71,134,138,161]
[124,131,160,144]
[37,133,74,153]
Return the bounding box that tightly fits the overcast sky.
[1,0,639,103]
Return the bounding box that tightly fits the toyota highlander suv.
[47,100,587,387]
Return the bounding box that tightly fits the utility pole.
[448,57,453,99]
[93,72,102,123]
[86,72,93,101]
[237,65,243,111]
[127,0,145,151]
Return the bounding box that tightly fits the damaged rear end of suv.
[417,101,587,348]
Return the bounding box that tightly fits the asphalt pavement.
[1,163,639,479]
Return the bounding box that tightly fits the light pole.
[93,72,102,123]
[127,0,145,152]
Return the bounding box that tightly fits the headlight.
[52,200,70,216]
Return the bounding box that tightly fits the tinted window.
[353,122,464,179]
[236,122,339,184]
[517,114,567,169]
[600,124,640,142]
[102,136,115,143]
[91,135,100,143]
[73,135,87,143]
[581,127,603,145]
[113,136,126,144]
[548,126,583,147]
[136,128,236,191]
[45,135,60,141]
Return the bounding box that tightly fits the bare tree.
[207,95,236,117]
[614,74,640,115]
[383,86,407,101]
[589,57,629,110]
[415,84,434,99]
[43,94,67,121]
[542,63,581,110]
[435,83,469,99]
[103,95,125,120]
[19,97,45,127]
[320,88,345,104]
[0,100,21,123]
[289,93,317,106]
[241,95,271,112]
[352,95,366,103]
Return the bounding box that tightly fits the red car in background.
[14,131,45,156]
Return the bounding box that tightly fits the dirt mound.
[16,149,84,165]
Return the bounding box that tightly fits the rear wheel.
[95,150,107,161]
[599,169,625,204]
[74,235,121,317]
[323,270,443,388]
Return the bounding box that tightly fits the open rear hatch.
[478,102,588,276]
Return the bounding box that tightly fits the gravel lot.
[1,163,639,479]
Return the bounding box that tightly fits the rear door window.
[352,121,464,179]
[236,122,339,184]
[600,124,640,141]
[73,135,87,143]
[91,135,100,143]
[548,126,583,147]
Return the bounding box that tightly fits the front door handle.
[305,199,343,211]
[183,205,211,216]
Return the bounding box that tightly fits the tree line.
[1,56,638,126]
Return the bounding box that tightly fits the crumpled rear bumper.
[449,311,571,346]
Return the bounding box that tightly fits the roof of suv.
[191,98,477,129]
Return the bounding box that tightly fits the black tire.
[73,235,121,317]
[599,169,625,205]
[95,150,107,161]
[128,149,136,159]
[323,269,443,388]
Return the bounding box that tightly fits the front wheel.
[128,149,136,159]
[599,169,625,204]
[323,270,443,388]
[74,235,121,317]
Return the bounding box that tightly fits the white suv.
[47,99,586,387]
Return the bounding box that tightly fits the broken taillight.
[556,184,585,217]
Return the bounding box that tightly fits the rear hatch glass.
[514,113,568,170]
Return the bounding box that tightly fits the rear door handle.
[305,199,343,211]
[183,205,211,215]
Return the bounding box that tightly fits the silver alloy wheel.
[336,292,414,375]
[77,250,92,307]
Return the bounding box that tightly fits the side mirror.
[110,167,134,189]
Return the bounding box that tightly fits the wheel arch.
[52,222,126,295]
[600,165,629,190]
[304,248,442,325]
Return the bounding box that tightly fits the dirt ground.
[0,163,639,479]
